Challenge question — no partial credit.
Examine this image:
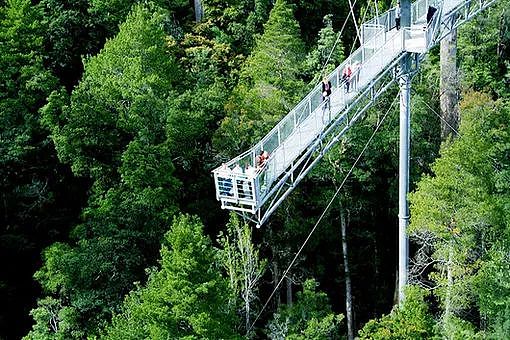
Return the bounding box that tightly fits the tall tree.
[409,92,510,336]
[89,0,191,40]
[26,4,182,337]
[41,2,180,191]
[38,0,101,89]
[339,205,354,340]
[218,213,266,336]
[243,0,305,95]
[214,0,306,155]
[194,0,203,21]
[266,279,344,339]
[105,214,240,339]
[457,3,510,96]
[358,286,436,339]
[0,0,57,190]
[200,0,270,55]
[285,0,354,47]
[0,1,85,338]
[439,27,459,141]
[304,14,345,83]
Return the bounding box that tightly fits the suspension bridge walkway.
[213,0,496,227]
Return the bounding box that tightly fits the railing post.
[282,143,286,168]
[315,104,320,132]
[233,175,238,201]
[251,177,256,203]
[213,173,219,200]
[254,176,259,203]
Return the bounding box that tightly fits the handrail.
[214,20,393,191]
[213,3,408,188]
[213,0,500,223]
[217,4,407,172]
[213,0,455,204]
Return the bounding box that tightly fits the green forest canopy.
[0,0,509,338]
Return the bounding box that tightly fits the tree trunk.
[440,24,459,141]
[393,269,399,306]
[445,244,454,318]
[245,294,250,334]
[273,261,281,306]
[340,205,354,340]
[286,276,293,307]
[194,0,203,22]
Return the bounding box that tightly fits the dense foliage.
[1,0,509,338]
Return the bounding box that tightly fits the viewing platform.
[212,0,496,226]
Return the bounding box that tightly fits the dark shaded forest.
[1,0,510,338]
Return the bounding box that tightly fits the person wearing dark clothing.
[321,78,332,123]
[321,78,332,102]
[426,6,437,25]
[322,78,332,98]
[342,65,352,93]
[395,2,401,30]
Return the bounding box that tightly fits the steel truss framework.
[212,0,498,227]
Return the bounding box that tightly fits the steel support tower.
[212,0,499,306]
[398,0,412,304]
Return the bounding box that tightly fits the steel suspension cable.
[248,92,400,332]
[318,0,359,78]
[320,0,374,82]
[413,89,461,137]
[348,0,374,56]
[348,0,362,44]
[320,0,374,77]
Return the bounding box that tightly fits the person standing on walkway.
[321,77,332,123]
[342,64,352,93]
[395,2,401,30]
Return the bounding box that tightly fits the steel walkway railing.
[212,0,497,227]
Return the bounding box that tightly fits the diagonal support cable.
[248,92,400,332]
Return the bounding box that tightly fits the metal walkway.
[213,0,496,227]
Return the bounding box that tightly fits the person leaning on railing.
[255,151,270,195]
[256,150,269,170]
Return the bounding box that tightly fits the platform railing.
[213,27,400,211]
[212,0,467,213]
